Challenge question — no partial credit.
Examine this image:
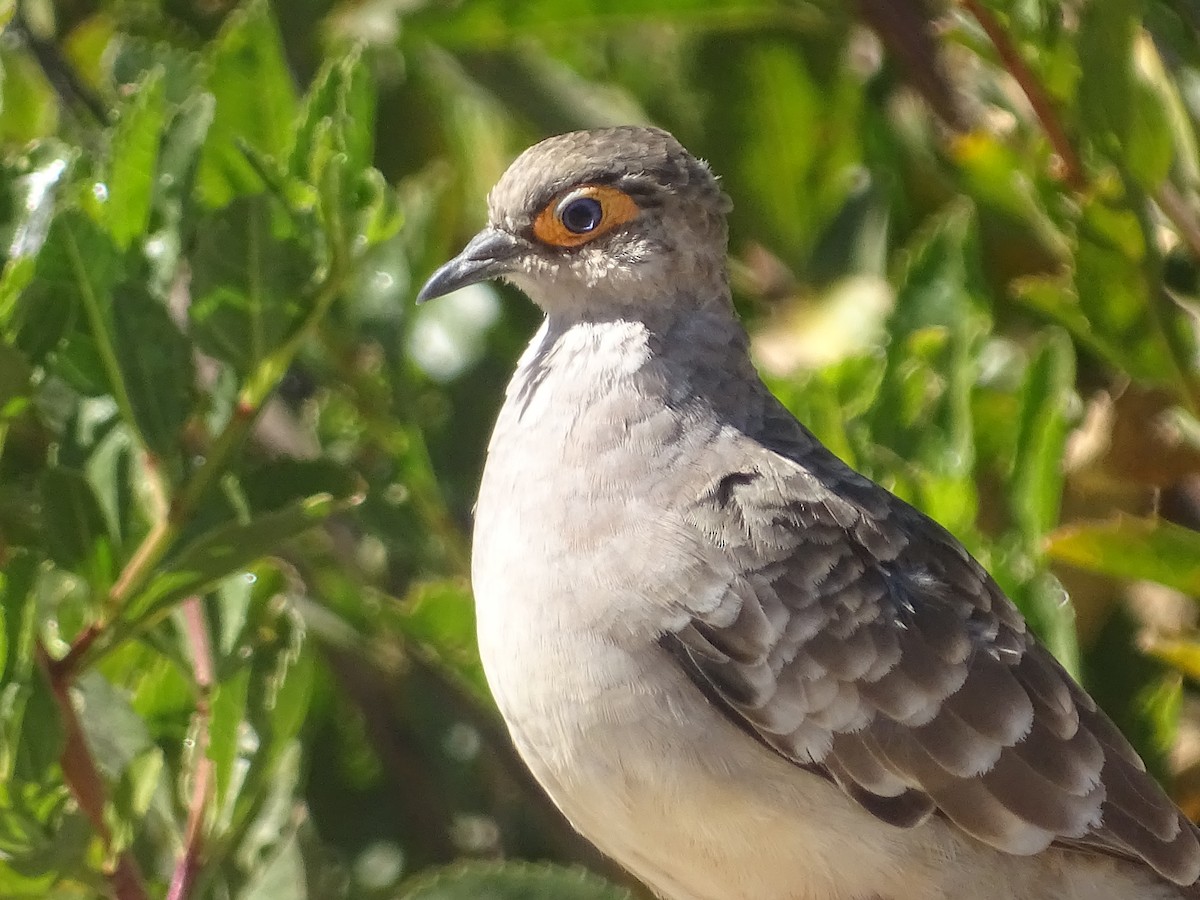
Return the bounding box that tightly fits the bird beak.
[415,227,523,304]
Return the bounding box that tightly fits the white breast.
[469,319,1180,900]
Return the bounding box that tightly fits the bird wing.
[664,417,1200,887]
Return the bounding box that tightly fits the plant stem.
[959,1,1200,413]
[957,0,1086,190]
[1156,184,1200,263]
[12,0,111,126]
[37,641,150,900]
[167,598,215,900]
[59,265,347,675]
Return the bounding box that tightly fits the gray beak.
[416,227,524,304]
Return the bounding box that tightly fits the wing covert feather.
[666,429,1200,887]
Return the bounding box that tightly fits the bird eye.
[559,196,604,234]
[531,184,639,249]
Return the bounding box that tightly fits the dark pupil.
[560,197,604,234]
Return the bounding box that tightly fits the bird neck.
[500,290,758,429]
[539,282,739,332]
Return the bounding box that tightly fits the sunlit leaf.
[126,493,359,627]
[1010,329,1075,540]
[0,46,56,144]
[405,0,792,45]
[196,0,298,207]
[290,46,375,180]
[397,578,485,696]
[11,211,120,369]
[1147,639,1200,682]
[1074,195,1176,384]
[188,195,313,374]
[1045,516,1200,595]
[870,202,986,532]
[400,862,633,899]
[102,68,165,249]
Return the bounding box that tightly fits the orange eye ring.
[531,184,640,249]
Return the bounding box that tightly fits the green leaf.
[111,281,194,458]
[233,743,313,900]
[188,195,313,374]
[400,862,633,900]
[290,47,375,181]
[75,672,157,782]
[206,565,270,662]
[1010,330,1075,541]
[9,670,63,785]
[0,791,90,891]
[1073,195,1177,383]
[286,47,402,270]
[209,663,250,828]
[396,578,485,697]
[197,0,299,207]
[1126,41,1176,187]
[1045,516,1200,594]
[155,91,216,229]
[405,0,786,45]
[1147,639,1200,682]
[235,781,307,900]
[108,34,203,108]
[206,573,313,853]
[0,553,40,783]
[247,609,313,753]
[38,466,116,590]
[1013,570,1080,680]
[239,459,363,515]
[869,203,986,532]
[948,132,1069,261]
[103,68,166,249]
[76,409,136,549]
[0,46,56,144]
[1013,274,1138,373]
[126,493,357,627]
[1077,0,1141,152]
[104,746,164,856]
[1084,606,1178,781]
[349,167,403,250]
[698,30,859,264]
[11,211,120,368]
[0,340,32,419]
[0,552,37,687]
[1077,0,1173,187]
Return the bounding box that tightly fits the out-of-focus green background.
[2,0,1200,897]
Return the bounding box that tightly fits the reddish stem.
[37,642,150,900]
[52,622,103,683]
[959,0,1087,190]
[166,598,216,900]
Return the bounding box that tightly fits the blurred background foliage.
[1,0,1200,896]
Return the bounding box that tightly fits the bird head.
[416,126,733,315]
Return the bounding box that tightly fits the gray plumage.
[418,126,1200,900]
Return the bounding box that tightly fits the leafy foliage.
[1,0,1200,897]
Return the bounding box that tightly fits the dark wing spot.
[714,471,759,508]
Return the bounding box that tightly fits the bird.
[416,126,1200,900]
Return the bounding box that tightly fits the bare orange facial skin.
[532,184,640,248]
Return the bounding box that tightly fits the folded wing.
[666,424,1200,888]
